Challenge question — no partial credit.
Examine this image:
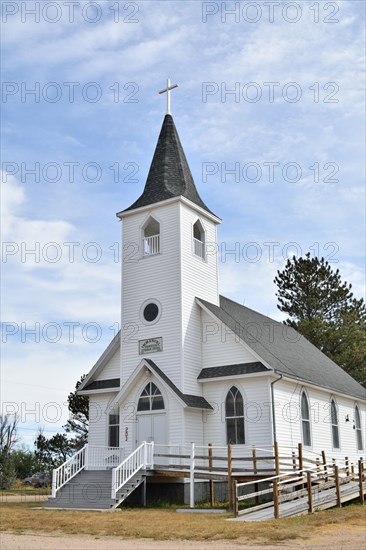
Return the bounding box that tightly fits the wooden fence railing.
[233,458,365,519]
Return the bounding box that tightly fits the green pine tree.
[274,253,366,386]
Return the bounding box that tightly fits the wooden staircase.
[43,469,146,510]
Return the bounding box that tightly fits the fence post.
[111,468,116,500]
[208,443,214,507]
[307,471,313,513]
[84,444,89,471]
[298,443,303,472]
[292,451,296,471]
[51,469,56,498]
[334,465,341,507]
[233,479,238,517]
[273,479,280,519]
[321,450,327,481]
[274,441,280,476]
[252,446,257,474]
[358,460,364,505]
[190,443,195,509]
[228,444,233,511]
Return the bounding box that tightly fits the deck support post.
[227,444,233,511]
[141,478,147,507]
[358,460,364,505]
[273,479,280,519]
[208,443,214,507]
[189,443,195,509]
[334,465,341,507]
[306,471,313,513]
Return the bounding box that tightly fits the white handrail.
[51,444,87,498]
[111,442,153,500]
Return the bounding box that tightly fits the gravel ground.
[1,526,365,550]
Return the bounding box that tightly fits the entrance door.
[136,382,166,446]
[137,412,166,445]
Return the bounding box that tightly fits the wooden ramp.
[231,480,365,521]
[232,459,366,522]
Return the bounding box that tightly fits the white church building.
[46,91,365,509]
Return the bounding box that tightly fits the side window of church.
[330,398,340,449]
[225,386,245,445]
[355,405,363,451]
[143,216,160,256]
[301,392,311,447]
[192,220,205,260]
[108,413,120,447]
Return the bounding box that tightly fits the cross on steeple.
[159,78,178,115]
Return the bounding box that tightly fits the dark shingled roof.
[198,362,268,380]
[120,115,217,217]
[198,295,366,401]
[144,359,213,409]
[83,378,120,391]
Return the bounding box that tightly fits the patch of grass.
[0,500,364,542]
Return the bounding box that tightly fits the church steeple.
[120,114,216,217]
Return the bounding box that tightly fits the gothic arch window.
[301,391,311,447]
[225,386,245,444]
[331,398,340,449]
[193,219,205,260]
[142,216,160,256]
[137,382,164,412]
[355,405,363,451]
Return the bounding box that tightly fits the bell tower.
[117,86,221,395]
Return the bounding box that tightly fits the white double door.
[137,412,166,446]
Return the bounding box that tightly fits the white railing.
[52,445,87,498]
[143,235,160,256]
[111,442,154,499]
[193,238,205,259]
[87,446,124,470]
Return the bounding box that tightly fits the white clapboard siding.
[201,310,258,368]
[180,204,220,395]
[201,377,272,447]
[95,348,120,381]
[88,393,118,447]
[273,379,366,464]
[121,202,183,389]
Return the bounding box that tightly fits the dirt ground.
[1,525,365,550]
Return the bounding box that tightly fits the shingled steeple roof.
[120,115,217,217]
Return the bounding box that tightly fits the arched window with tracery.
[225,386,245,444]
[137,382,164,411]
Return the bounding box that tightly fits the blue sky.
[1,0,365,446]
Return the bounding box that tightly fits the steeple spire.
[121,114,217,217]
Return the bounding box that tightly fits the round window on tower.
[140,299,162,325]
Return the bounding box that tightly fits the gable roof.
[119,115,217,218]
[145,359,212,409]
[198,362,268,380]
[78,333,120,393]
[198,295,366,401]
